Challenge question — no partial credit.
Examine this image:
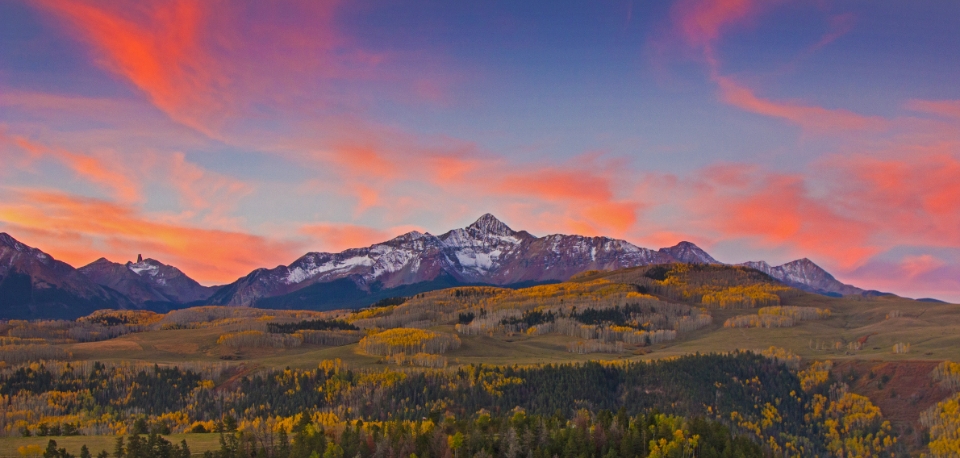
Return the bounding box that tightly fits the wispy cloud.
[0,188,300,284]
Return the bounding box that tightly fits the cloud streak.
[0,188,300,284]
[0,129,141,202]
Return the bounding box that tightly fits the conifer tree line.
[266,320,358,334]
[0,352,907,456]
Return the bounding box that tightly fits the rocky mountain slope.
[0,233,132,318]
[658,241,719,264]
[210,214,865,306]
[739,259,865,296]
[79,257,216,305]
[0,214,872,316]
[209,214,674,306]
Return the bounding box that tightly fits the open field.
[0,434,222,458]
[3,266,960,458]
[45,294,959,372]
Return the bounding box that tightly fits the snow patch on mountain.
[129,262,159,276]
[207,214,872,306]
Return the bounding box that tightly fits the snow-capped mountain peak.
[205,214,872,306]
[738,258,862,296]
[77,256,215,304]
[466,213,516,236]
[127,259,161,277]
[0,233,24,250]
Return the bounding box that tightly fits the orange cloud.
[715,76,887,133]
[497,168,614,202]
[675,145,960,274]
[823,152,960,245]
[328,144,402,181]
[0,188,299,284]
[690,166,877,267]
[38,0,219,135]
[36,1,356,137]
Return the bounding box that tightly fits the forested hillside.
[0,353,903,457]
[2,264,960,456]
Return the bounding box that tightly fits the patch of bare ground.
[833,360,954,451]
[153,342,200,354]
[70,339,143,352]
[214,363,259,392]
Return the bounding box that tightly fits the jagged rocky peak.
[0,232,29,251]
[385,230,428,245]
[127,257,162,274]
[466,213,516,237]
[0,233,52,263]
[0,232,17,246]
[440,213,527,248]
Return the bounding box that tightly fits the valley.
[3,262,960,456]
[3,216,959,457]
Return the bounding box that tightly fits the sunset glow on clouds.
[2,1,960,300]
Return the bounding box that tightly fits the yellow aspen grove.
[892,342,911,354]
[921,392,960,457]
[358,328,461,356]
[932,361,960,390]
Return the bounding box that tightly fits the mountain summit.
[208,214,681,306]
[740,258,864,296]
[208,214,860,308]
[465,213,517,237]
[0,215,872,316]
[658,241,719,264]
[0,233,132,319]
[79,257,216,305]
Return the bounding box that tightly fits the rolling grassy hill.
[3,263,959,456]
[3,263,950,370]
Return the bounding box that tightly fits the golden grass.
[16,283,959,373]
[0,434,222,458]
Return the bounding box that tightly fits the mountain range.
[0,214,876,318]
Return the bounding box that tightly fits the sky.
[1,0,959,301]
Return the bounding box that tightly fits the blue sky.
[1,0,959,300]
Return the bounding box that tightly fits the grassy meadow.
[3,264,960,457]
[0,434,222,458]
[39,285,960,371]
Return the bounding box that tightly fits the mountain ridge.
[208,214,868,306]
[78,257,216,305]
[0,215,877,316]
[0,232,133,319]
